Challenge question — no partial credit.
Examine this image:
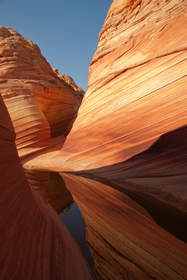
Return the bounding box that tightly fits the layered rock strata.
[59,0,187,171]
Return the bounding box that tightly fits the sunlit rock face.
[61,0,187,171]
[0,26,83,159]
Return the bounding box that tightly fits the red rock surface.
[0,95,92,280]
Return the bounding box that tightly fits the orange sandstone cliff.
[56,0,187,279]
[61,0,187,170]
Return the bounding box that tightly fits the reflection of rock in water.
[72,126,187,243]
[25,170,93,265]
[25,170,73,213]
[62,173,187,280]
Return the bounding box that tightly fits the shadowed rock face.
[0,95,93,280]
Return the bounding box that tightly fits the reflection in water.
[62,173,187,280]
[26,169,93,267]
[67,127,187,242]
[60,204,93,265]
[24,166,187,279]
[25,170,73,212]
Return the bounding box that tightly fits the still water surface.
[60,203,93,264]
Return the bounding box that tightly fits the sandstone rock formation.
[0,95,92,280]
[0,26,83,159]
[1,0,187,279]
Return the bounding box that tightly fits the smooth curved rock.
[0,95,92,280]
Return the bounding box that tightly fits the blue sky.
[0,0,112,90]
